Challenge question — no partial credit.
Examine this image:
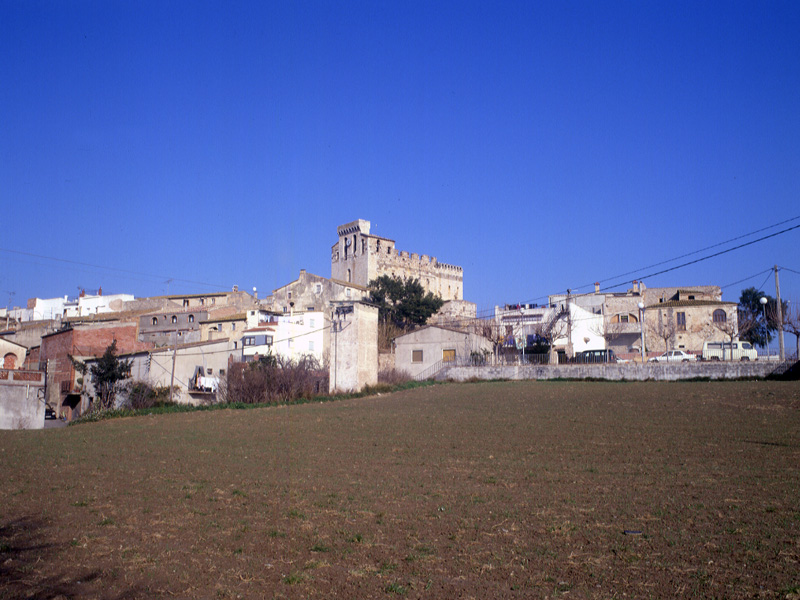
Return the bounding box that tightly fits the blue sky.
[2,1,799,315]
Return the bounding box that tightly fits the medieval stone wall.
[331,219,463,301]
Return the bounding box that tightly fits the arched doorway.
[3,353,16,369]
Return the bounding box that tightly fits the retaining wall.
[440,361,782,382]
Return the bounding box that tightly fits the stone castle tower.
[330,219,463,301]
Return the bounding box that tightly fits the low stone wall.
[440,361,781,382]
[0,369,45,429]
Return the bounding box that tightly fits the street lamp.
[638,302,646,364]
[759,297,769,355]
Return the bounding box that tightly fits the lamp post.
[638,302,646,364]
[759,297,769,356]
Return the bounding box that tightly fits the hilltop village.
[2,219,749,427]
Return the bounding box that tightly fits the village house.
[393,325,493,379]
[39,322,153,420]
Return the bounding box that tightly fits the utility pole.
[566,289,572,358]
[169,324,178,403]
[774,265,785,361]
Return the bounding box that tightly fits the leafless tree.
[782,301,800,360]
[713,310,758,360]
[647,311,677,354]
[533,307,569,363]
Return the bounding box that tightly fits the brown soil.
[1,380,799,599]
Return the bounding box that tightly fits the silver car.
[648,350,697,363]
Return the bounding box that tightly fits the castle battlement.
[331,219,464,301]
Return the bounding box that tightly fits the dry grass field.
[1,380,799,599]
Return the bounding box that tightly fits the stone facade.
[549,283,738,355]
[329,301,378,393]
[330,219,463,301]
[263,269,370,355]
[138,310,208,347]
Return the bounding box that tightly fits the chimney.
[632,280,639,293]
[594,282,600,293]
[98,286,102,296]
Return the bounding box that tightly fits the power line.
[484,216,800,316]
[571,214,800,293]
[0,247,231,291]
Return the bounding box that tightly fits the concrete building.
[149,339,236,405]
[394,325,493,379]
[63,290,136,318]
[241,311,326,364]
[494,301,605,360]
[330,219,464,301]
[0,369,45,429]
[329,301,378,393]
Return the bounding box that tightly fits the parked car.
[701,340,757,361]
[574,349,617,363]
[648,350,697,363]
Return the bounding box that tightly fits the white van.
[702,340,757,361]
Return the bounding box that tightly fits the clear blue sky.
[2,1,799,314]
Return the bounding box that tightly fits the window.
[218,323,223,331]
[288,338,293,348]
[199,298,204,305]
[315,284,322,294]
[219,369,225,376]
[347,268,351,282]
[188,314,194,323]
[619,314,629,323]
[171,315,177,324]
[244,337,255,346]
[412,350,423,363]
[233,342,237,349]
[676,312,686,331]
[713,309,726,323]
[309,340,315,351]
[443,349,456,363]
[266,335,273,345]
[183,299,189,307]
[152,317,158,325]
[346,288,351,298]
[231,323,235,331]
[207,368,213,375]
[288,292,292,300]
[310,318,315,328]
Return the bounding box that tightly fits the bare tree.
[782,301,800,360]
[713,310,758,361]
[533,306,569,363]
[647,311,677,354]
